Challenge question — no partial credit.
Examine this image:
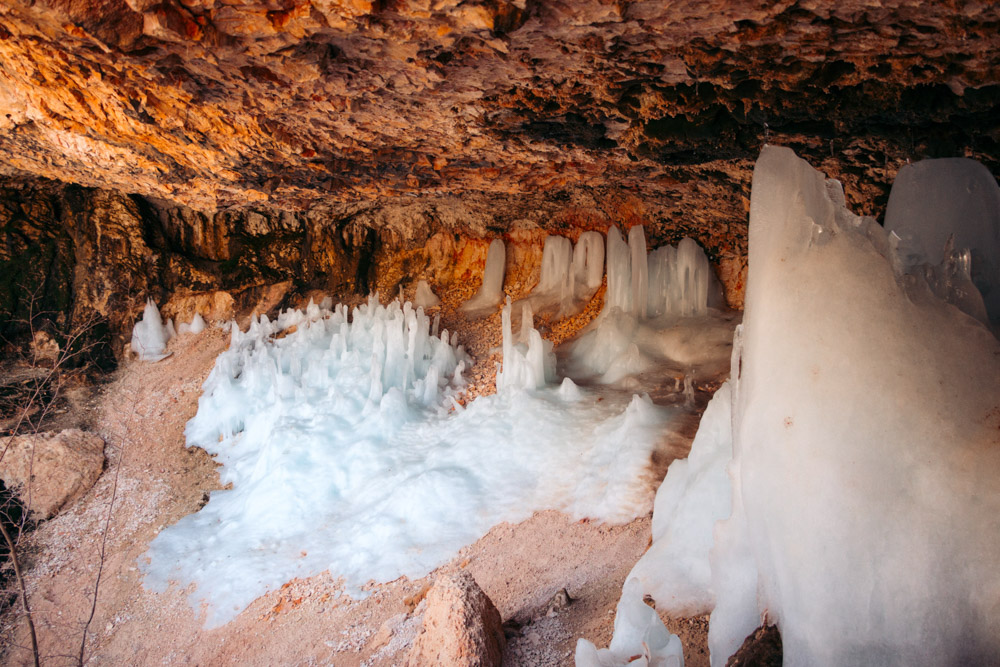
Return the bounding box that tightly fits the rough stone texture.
[0,428,105,519]
[0,1,996,214]
[30,330,61,365]
[0,174,751,363]
[0,1,998,350]
[726,624,783,667]
[408,570,505,667]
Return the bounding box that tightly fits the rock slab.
[407,570,505,667]
[0,429,105,519]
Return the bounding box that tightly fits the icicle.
[628,225,648,318]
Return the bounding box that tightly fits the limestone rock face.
[0,1,997,352]
[408,570,505,667]
[0,0,996,215]
[0,428,105,519]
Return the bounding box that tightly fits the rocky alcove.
[1,1,998,666]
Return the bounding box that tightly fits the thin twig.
[76,377,141,667]
[0,520,39,667]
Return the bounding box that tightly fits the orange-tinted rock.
[0,0,994,217]
[407,570,505,667]
[0,429,105,519]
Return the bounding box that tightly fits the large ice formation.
[567,226,735,389]
[576,578,684,667]
[590,147,1000,667]
[514,231,605,319]
[143,295,675,628]
[885,157,1000,323]
[625,381,733,616]
[461,238,506,316]
[130,298,174,361]
[706,146,1000,664]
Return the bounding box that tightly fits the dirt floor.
[1,295,718,666]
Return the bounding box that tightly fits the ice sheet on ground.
[575,578,684,667]
[709,145,1000,664]
[627,381,733,616]
[885,157,1000,323]
[142,296,677,628]
[461,238,506,316]
[130,298,174,361]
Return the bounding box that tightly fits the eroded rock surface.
[0,0,996,215]
[0,428,105,519]
[408,570,505,667]
[1,1,998,363]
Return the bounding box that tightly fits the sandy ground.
[1,297,720,666]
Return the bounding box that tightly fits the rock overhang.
[0,0,996,220]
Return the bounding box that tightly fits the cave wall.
[2,0,998,361]
[1,173,755,360]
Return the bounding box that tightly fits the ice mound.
[514,231,605,319]
[575,578,684,667]
[567,226,735,388]
[413,279,441,308]
[461,238,506,316]
[130,298,174,361]
[705,146,1000,664]
[177,312,206,335]
[885,157,1000,323]
[626,381,733,616]
[143,295,676,628]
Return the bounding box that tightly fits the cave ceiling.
[0,0,998,222]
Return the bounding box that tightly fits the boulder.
[31,330,61,366]
[407,570,505,667]
[0,429,105,519]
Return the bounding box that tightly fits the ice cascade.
[461,238,506,315]
[514,231,605,319]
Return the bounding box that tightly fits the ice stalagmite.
[576,578,683,667]
[709,146,1000,665]
[461,238,506,316]
[604,225,633,314]
[178,312,207,335]
[497,297,554,391]
[130,298,174,361]
[414,280,441,308]
[625,381,734,616]
[629,225,649,319]
[516,232,605,319]
[574,230,606,291]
